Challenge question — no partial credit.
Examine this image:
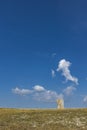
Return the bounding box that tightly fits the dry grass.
[0,108,87,130]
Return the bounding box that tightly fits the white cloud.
[33,90,62,102]
[51,69,56,78]
[33,85,45,92]
[63,86,76,96]
[12,85,63,102]
[12,87,32,96]
[83,96,87,103]
[57,59,78,84]
[33,85,63,102]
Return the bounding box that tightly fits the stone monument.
[57,99,64,109]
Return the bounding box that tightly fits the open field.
[0,108,87,130]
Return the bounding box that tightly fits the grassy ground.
[0,108,87,130]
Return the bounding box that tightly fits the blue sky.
[0,0,87,108]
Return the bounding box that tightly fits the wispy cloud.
[12,87,32,96]
[63,86,76,96]
[57,59,78,84]
[12,85,62,102]
[34,90,63,102]
[83,96,87,103]
[34,90,57,102]
[52,53,56,58]
[51,69,56,78]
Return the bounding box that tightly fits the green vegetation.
[0,108,87,130]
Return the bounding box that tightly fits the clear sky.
[0,0,87,108]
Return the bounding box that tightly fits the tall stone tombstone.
[57,99,64,109]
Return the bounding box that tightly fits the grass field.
[0,108,87,130]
